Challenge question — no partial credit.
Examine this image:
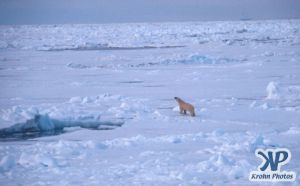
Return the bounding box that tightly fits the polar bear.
[174,97,195,117]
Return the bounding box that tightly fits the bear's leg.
[183,110,187,114]
[180,107,183,114]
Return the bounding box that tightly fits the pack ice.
[0,19,300,185]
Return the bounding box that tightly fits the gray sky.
[0,0,300,24]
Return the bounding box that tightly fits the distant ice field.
[0,19,300,51]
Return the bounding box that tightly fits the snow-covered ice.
[0,19,300,185]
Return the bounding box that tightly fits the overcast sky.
[0,0,300,25]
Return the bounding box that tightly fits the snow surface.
[0,19,300,185]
